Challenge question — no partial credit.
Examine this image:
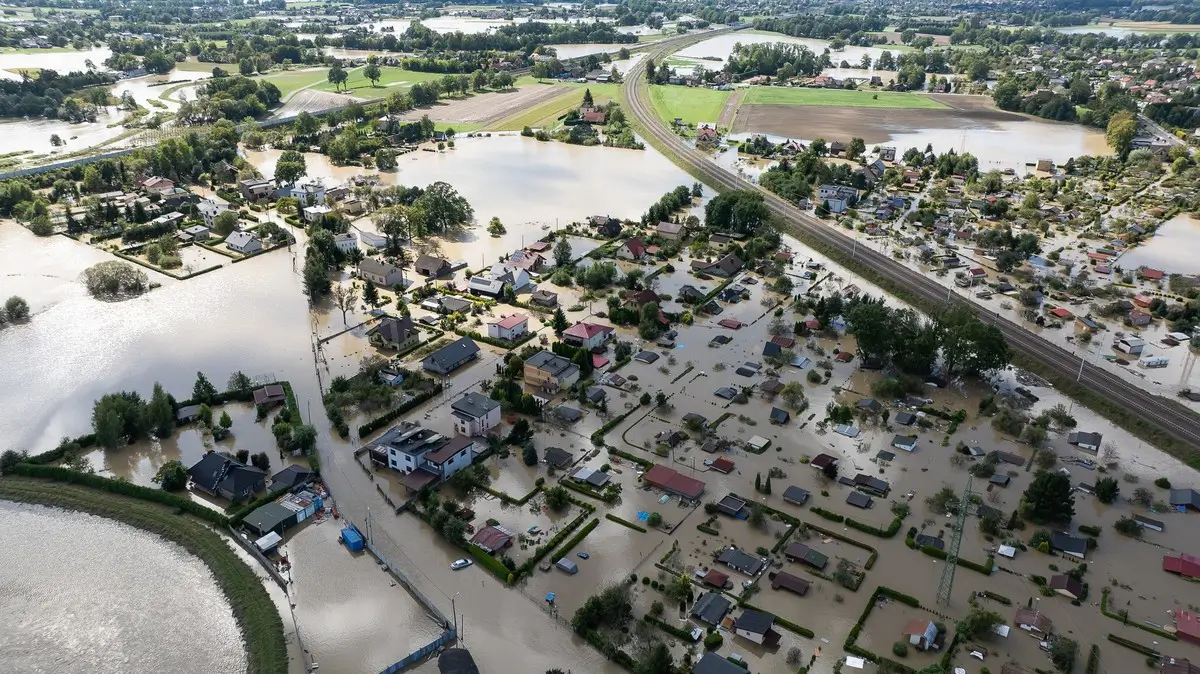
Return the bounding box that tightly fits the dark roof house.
[188,452,266,502]
[691,592,733,626]
[783,486,810,506]
[717,547,765,575]
[783,542,828,570]
[422,337,480,375]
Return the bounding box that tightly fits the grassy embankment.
[312,66,445,95]
[742,86,949,109]
[0,476,288,674]
[648,85,731,126]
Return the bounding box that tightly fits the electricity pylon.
[937,476,977,606]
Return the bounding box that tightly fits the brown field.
[731,95,1027,145]
[388,85,569,126]
[271,88,353,118]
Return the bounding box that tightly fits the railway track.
[623,41,1200,453]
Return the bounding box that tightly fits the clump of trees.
[0,295,30,325]
[846,297,1010,377]
[80,261,149,299]
[1020,471,1075,524]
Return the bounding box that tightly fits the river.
[0,501,245,673]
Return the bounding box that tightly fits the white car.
[451,559,472,570]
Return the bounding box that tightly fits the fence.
[358,521,451,627]
[378,628,457,674]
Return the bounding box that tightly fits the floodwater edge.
[0,475,289,674]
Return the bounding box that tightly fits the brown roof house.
[903,619,938,651]
[368,315,419,351]
[1014,608,1052,637]
[1049,574,1084,600]
[414,255,452,278]
[253,384,287,407]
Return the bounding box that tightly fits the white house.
[487,314,529,341]
[488,264,532,291]
[358,258,405,287]
[891,435,919,452]
[183,224,211,241]
[423,435,477,480]
[333,232,358,254]
[562,321,614,350]
[226,231,263,254]
[359,230,388,248]
[280,176,328,203]
[732,610,779,646]
[303,204,332,224]
[450,392,501,436]
[196,195,229,227]
[818,184,857,203]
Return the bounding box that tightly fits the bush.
[357,385,443,436]
[606,513,647,532]
[549,518,599,563]
[810,507,845,523]
[892,642,909,657]
[806,369,822,383]
[704,632,723,649]
[1078,524,1101,537]
[1154,477,1171,489]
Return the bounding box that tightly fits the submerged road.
[623,41,1200,454]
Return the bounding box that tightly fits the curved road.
[623,39,1200,454]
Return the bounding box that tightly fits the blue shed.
[341,526,364,552]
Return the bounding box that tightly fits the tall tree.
[552,307,568,334]
[1020,471,1075,524]
[412,181,474,234]
[553,236,573,267]
[331,283,359,325]
[147,382,175,438]
[192,372,218,404]
[327,64,348,91]
[363,62,382,87]
[1106,110,1138,160]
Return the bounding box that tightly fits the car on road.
[577,552,589,559]
[451,559,472,570]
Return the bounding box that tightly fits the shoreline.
[0,476,289,674]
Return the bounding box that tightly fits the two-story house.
[487,314,529,341]
[450,392,501,436]
[359,258,406,287]
[196,195,229,227]
[561,321,614,351]
[365,423,477,486]
[524,350,580,392]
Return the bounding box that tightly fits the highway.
[623,39,1200,454]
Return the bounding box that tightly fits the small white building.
[1116,336,1145,356]
[450,392,501,437]
[487,314,529,341]
[359,230,388,248]
[196,195,229,227]
[303,204,332,224]
[333,232,358,254]
[226,231,263,254]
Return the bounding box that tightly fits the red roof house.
[562,321,614,349]
[810,453,838,471]
[1133,294,1153,308]
[581,108,606,124]
[1140,266,1166,280]
[1176,609,1200,645]
[1049,307,1073,319]
[702,568,730,588]
[710,457,735,474]
[1164,553,1200,580]
[717,318,744,329]
[617,237,648,260]
[642,464,706,500]
[470,525,513,554]
[770,335,796,348]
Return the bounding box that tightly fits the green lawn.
[743,87,948,109]
[173,60,221,73]
[648,85,731,125]
[311,66,445,95]
[0,46,83,54]
[261,68,335,99]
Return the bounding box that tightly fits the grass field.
[743,87,948,109]
[485,81,623,131]
[174,60,221,73]
[261,68,333,99]
[0,476,288,674]
[648,85,731,125]
[311,66,445,95]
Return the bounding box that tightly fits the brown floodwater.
[1114,214,1200,275]
[0,501,245,673]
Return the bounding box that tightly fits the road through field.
[624,34,1200,457]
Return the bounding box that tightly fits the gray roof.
[1068,431,1103,446]
[360,257,401,279]
[693,651,746,674]
[847,491,873,508]
[552,405,582,422]
[1050,531,1088,556]
[1169,488,1200,508]
[783,486,809,505]
[856,398,882,412]
[526,350,579,379]
[895,411,916,425]
[690,592,733,625]
[733,609,775,635]
[369,315,416,343]
[242,501,295,535]
[414,254,449,275]
[437,648,480,674]
[543,446,573,468]
[717,547,764,575]
[451,391,500,420]
[270,464,315,490]
[422,336,480,374]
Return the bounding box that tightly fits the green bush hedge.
[1100,588,1178,639]
[551,518,599,562]
[1106,634,1158,657]
[918,545,994,574]
[1085,644,1100,674]
[845,514,905,538]
[607,447,654,469]
[592,404,645,445]
[643,614,695,641]
[1078,524,1102,537]
[810,507,845,523]
[228,486,291,523]
[697,524,719,536]
[605,513,647,533]
[357,385,443,437]
[981,590,1012,605]
[453,328,536,350]
[467,543,513,583]
[560,479,614,503]
[12,464,230,527]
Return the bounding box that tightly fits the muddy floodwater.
[675,31,905,65]
[1114,214,1200,275]
[0,46,110,80]
[0,501,245,673]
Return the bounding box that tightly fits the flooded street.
[0,502,245,673]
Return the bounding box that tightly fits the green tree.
[412,181,474,235]
[552,307,568,334]
[327,64,348,91]
[303,248,331,300]
[153,460,189,491]
[274,149,307,185]
[553,236,573,266]
[93,405,123,450]
[146,382,175,438]
[363,62,382,87]
[226,371,252,394]
[522,443,538,466]
[1020,471,1075,523]
[1049,637,1078,673]
[634,643,674,674]
[847,137,866,160]
[192,371,218,404]
[4,296,30,321]
[1106,110,1138,159]
[544,485,571,510]
[1,449,29,475]
[212,210,239,237]
[647,511,663,527]
[846,298,893,362]
[956,606,1003,639]
[638,302,662,340]
[363,280,379,306]
[239,58,254,76]
[582,88,594,108]
[293,110,319,135]
[197,403,213,426]
[1094,476,1119,504]
[219,410,233,431]
[704,190,770,235]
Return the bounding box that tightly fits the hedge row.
[918,545,995,575]
[228,486,292,522]
[1106,634,1159,657]
[550,518,600,563]
[981,590,1012,605]
[643,614,695,641]
[11,464,230,527]
[810,507,845,523]
[843,586,922,672]
[518,505,595,577]
[467,543,514,584]
[741,602,815,638]
[481,483,542,506]
[806,522,879,570]
[605,513,647,533]
[845,514,904,538]
[592,402,645,444]
[607,447,653,469]
[357,384,443,437]
[560,479,614,503]
[582,629,637,671]
[1085,644,1101,674]
[697,524,720,536]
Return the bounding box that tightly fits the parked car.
[451,559,472,570]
